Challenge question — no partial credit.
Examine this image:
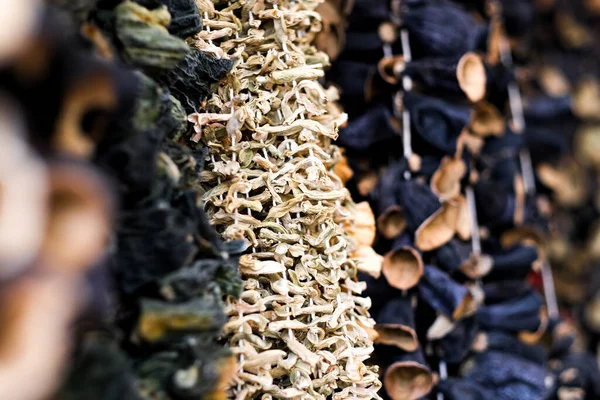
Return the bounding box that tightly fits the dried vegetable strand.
[323,0,590,399]
[20,1,245,399]
[189,1,381,398]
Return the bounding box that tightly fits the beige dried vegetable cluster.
[187,0,382,398]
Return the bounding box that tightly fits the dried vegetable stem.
[189,1,381,398]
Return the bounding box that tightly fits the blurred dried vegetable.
[0,3,121,400]
[325,0,600,399]
[0,0,243,399]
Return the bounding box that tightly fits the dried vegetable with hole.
[325,0,600,400]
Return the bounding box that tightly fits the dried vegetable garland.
[522,0,600,397]
[69,1,243,398]
[188,1,381,398]
[0,1,245,399]
[0,4,127,399]
[324,0,600,399]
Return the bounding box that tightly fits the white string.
[276,6,354,392]
[507,82,525,133]
[399,31,413,180]
[465,187,481,256]
[400,30,413,92]
[402,110,413,161]
[383,43,393,59]
[541,260,559,319]
[437,359,448,400]
[230,88,237,164]
[237,308,244,391]
[498,16,557,318]
[222,75,243,393]
[499,38,525,133]
[439,359,448,379]
[519,148,537,196]
[210,154,224,202]
[204,12,213,46]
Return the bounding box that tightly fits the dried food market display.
[4,1,600,400]
[325,0,600,399]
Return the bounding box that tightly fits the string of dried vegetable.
[325,0,600,399]
[20,1,245,399]
[188,1,381,398]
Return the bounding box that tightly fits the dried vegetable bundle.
[522,1,600,398]
[0,1,245,399]
[325,0,600,399]
[189,1,381,398]
[61,1,246,398]
[0,3,124,399]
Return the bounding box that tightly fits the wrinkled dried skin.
[377,206,406,240]
[426,314,455,341]
[40,163,112,274]
[486,15,502,66]
[471,332,489,352]
[377,56,405,85]
[194,1,381,398]
[0,0,40,63]
[452,291,477,320]
[334,152,353,185]
[455,195,471,241]
[538,66,571,97]
[537,161,588,208]
[574,125,600,168]
[555,13,593,49]
[382,247,423,291]
[430,157,466,201]
[469,101,505,137]
[357,171,378,196]
[557,387,585,400]
[501,226,546,249]
[456,130,484,158]
[53,71,117,157]
[518,307,548,345]
[572,78,600,119]
[353,245,383,278]
[459,253,493,280]
[346,202,376,247]
[415,202,460,251]
[384,361,433,400]
[456,52,486,102]
[374,324,418,352]
[513,175,526,225]
[314,0,346,61]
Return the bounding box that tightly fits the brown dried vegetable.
[189,1,381,399]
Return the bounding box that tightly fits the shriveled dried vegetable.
[14,1,246,399]
[191,1,381,398]
[327,1,600,400]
